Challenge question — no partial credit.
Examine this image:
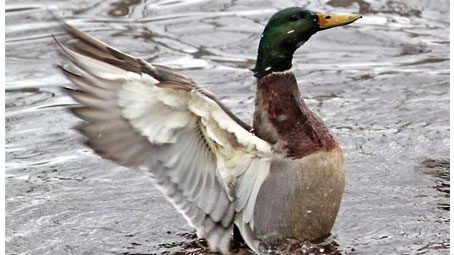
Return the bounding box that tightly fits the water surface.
[6,0,449,254]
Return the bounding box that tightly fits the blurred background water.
[5,0,449,254]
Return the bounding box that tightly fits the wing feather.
[56,24,272,254]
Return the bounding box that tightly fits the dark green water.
[6,0,449,254]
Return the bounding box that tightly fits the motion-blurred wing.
[55,25,272,253]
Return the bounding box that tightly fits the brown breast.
[253,70,338,159]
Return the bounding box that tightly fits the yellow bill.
[316,12,362,30]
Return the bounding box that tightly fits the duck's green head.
[253,7,361,78]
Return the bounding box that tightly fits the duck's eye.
[289,15,300,21]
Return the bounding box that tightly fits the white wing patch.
[118,83,195,144]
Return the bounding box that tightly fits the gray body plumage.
[253,150,344,242]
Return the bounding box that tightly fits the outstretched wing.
[55,25,271,253]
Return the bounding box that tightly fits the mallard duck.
[55,7,360,254]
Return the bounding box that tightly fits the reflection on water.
[257,236,341,255]
[6,0,449,254]
[109,0,142,17]
[155,233,341,255]
[420,159,450,212]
